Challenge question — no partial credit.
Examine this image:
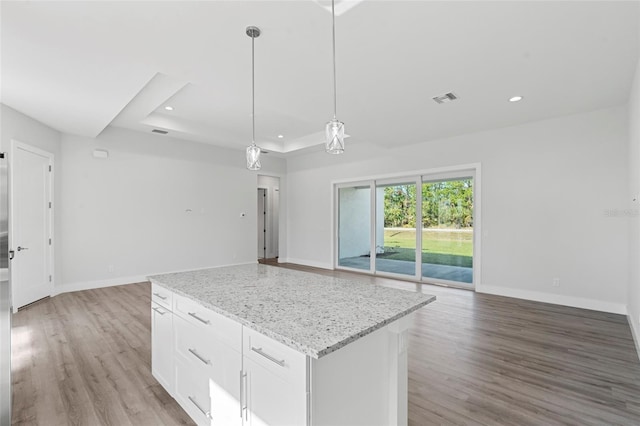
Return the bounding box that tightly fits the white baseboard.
[628,310,640,363]
[278,257,333,270]
[55,261,258,295]
[54,274,148,295]
[146,261,257,278]
[478,284,627,315]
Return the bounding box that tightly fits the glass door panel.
[338,185,371,270]
[375,182,416,276]
[421,178,473,284]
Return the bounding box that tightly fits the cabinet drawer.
[151,283,173,310]
[174,315,232,374]
[243,327,307,386]
[173,293,241,352]
[175,357,212,426]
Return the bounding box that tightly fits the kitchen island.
[149,264,435,426]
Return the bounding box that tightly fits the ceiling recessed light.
[509,96,523,103]
[164,106,174,111]
[277,134,284,139]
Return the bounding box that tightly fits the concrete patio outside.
[338,257,473,284]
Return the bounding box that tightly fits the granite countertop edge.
[312,297,435,358]
[148,268,436,359]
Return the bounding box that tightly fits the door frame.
[9,140,54,311]
[257,187,267,259]
[257,174,282,261]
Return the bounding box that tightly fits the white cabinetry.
[242,328,308,426]
[209,346,242,426]
[151,284,174,395]
[150,282,412,426]
[172,292,243,426]
[175,356,211,424]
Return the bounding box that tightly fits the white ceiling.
[1,1,639,156]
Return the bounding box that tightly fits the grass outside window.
[378,229,473,268]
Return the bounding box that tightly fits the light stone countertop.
[148,263,436,359]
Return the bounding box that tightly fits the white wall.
[58,126,286,292]
[286,106,629,314]
[0,104,62,286]
[628,17,640,357]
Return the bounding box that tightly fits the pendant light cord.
[332,0,337,120]
[252,33,256,144]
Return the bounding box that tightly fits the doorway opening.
[257,175,279,264]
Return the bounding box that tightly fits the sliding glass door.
[375,181,417,277]
[421,178,473,284]
[337,184,371,271]
[335,169,476,288]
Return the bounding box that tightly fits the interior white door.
[11,142,53,310]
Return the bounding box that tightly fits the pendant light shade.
[246,143,261,170]
[325,118,344,154]
[246,26,262,171]
[325,0,345,154]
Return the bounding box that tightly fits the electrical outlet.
[107,265,115,273]
[552,278,560,287]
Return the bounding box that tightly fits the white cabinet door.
[210,346,242,426]
[243,356,307,426]
[151,302,174,395]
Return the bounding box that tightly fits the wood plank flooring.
[11,264,640,425]
[11,283,193,426]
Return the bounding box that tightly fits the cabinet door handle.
[188,348,211,365]
[188,312,210,325]
[240,370,247,418]
[152,307,167,315]
[239,370,243,418]
[152,292,167,300]
[188,395,212,419]
[251,346,285,367]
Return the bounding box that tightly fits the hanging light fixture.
[325,0,345,154]
[246,26,262,170]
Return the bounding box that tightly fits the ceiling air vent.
[152,129,168,134]
[432,92,458,104]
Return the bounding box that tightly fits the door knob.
[16,246,28,251]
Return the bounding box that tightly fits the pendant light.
[246,26,262,170]
[325,0,345,154]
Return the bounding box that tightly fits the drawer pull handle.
[188,395,212,419]
[152,292,168,300]
[251,346,285,367]
[152,307,167,315]
[188,312,210,325]
[188,348,211,365]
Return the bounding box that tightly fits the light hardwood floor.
[11,264,640,425]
